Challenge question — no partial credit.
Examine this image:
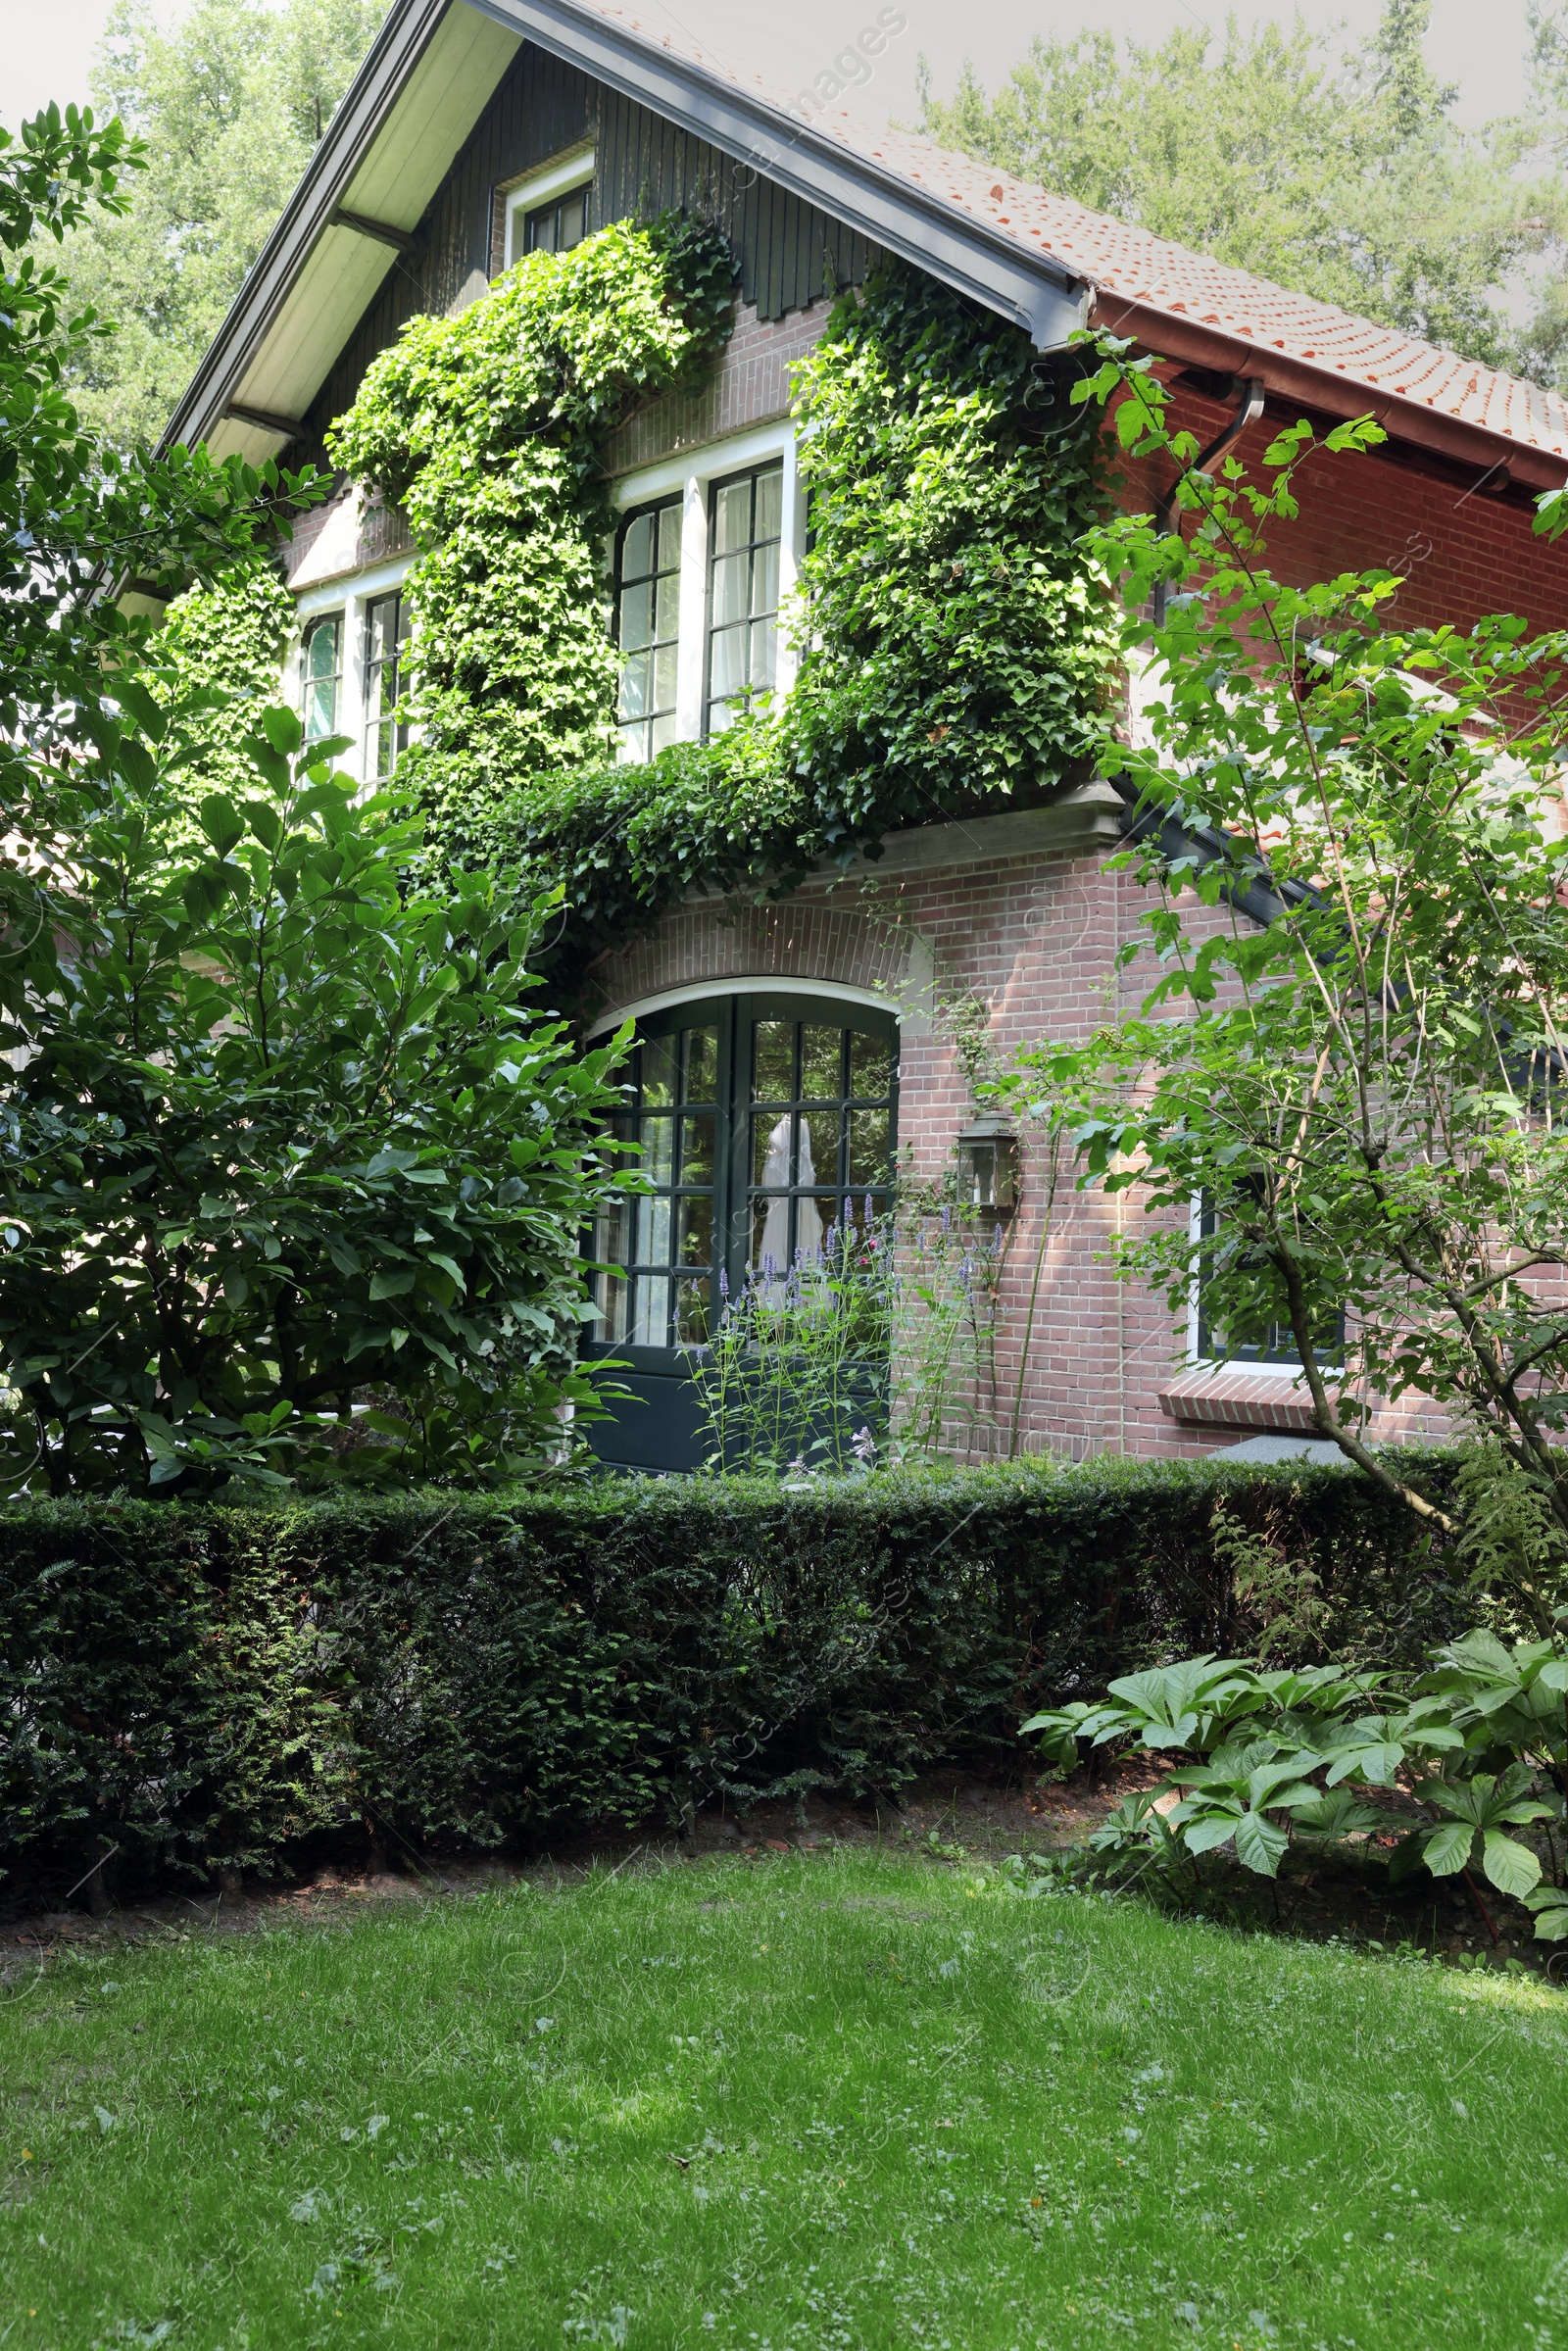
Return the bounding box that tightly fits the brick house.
[164,0,1568,1473]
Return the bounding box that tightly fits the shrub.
[0,1449,1475,1907]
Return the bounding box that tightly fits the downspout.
[1151,376,1266,622]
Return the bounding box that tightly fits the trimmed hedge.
[0,1451,1467,1906]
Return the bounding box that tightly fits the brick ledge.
[1158,1366,1320,1433]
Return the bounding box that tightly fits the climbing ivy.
[440,259,1116,981]
[154,561,297,803]
[787,262,1114,840]
[325,213,735,847]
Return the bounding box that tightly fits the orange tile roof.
[841,123,1568,462]
[575,2,1568,466]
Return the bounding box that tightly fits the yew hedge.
[0,1452,1470,1907]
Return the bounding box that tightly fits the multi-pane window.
[589,994,897,1356]
[301,614,341,744]
[363,590,412,779]
[748,1015,895,1277]
[1196,1194,1343,1366]
[706,462,783,735]
[523,185,588,255]
[615,499,681,762]
[594,1023,719,1352]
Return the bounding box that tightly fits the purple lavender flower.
[717,1264,729,1298]
[762,1252,776,1283]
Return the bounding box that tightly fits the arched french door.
[585,990,899,1471]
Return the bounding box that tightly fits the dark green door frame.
[584,989,899,1472]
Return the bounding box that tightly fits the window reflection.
[615,499,682,762]
[706,463,783,737]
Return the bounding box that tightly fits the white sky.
[0,0,1536,138]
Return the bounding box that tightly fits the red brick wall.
[589,836,1456,1461]
[1119,382,1568,637]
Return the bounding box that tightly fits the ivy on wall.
[787,263,1114,842]
[164,237,1114,986]
[325,213,735,853]
[457,260,1116,982]
[155,561,298,799]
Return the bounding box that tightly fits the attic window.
[523,186,588,257]
[501,148,595,271]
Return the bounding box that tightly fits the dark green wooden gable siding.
[298,42,875,465]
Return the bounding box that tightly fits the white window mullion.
[776,429,805,698]
[674,471,707,744]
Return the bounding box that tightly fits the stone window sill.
[1157,1365,1320,1433]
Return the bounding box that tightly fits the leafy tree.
[49,0,387,445]
[0,698,629,1494]
[1003,340,1568,1543]
[0,101,317,1012]
[915,2,1562,373]
[1,106,622,1494]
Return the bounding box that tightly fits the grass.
[3,1848,1566,2350]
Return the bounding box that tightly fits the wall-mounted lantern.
[956,1113,1020,1216]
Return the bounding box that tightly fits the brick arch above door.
[578,895,931,1034]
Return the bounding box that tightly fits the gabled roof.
[813,125,1568,485]
[165,0,1568,493]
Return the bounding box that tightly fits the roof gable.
[165,0,1568,494]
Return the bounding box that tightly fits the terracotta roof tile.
[576,3,1568,461]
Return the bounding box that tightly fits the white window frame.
[1186,1192,1342,1375]
[503,146,595,270]
[290,552,416,787]
[608,421,807,755]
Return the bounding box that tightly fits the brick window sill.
[1157,1365,1320,1433]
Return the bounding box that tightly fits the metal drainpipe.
[1151,377,1266,623]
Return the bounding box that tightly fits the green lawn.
[3,1850,1564,2349]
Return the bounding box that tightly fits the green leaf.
[368,1268,416,1299]
[1420,1821,1475,1878]
[1181,1810,1241,1855]
[113,680,166,742]
[260,704,304,758]
[1481,1830,1542,1898]
[243,799,283,851]
[1524,1885,1568,1939]
[1233,1809,1289,1877]
[198,793,243,856]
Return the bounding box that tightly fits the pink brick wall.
[585,839,1460,1462]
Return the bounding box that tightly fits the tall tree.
[48,0,386,446]
[915,3,1563,375]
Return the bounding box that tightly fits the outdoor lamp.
[955,1114,1020,1215]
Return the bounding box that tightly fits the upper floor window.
[301,613,341,744]
[615,498,682,763]
[523,186,588,255]
[364,590,412,780]
[706,462,782,736]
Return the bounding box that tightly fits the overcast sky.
[0,0,1537,138]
